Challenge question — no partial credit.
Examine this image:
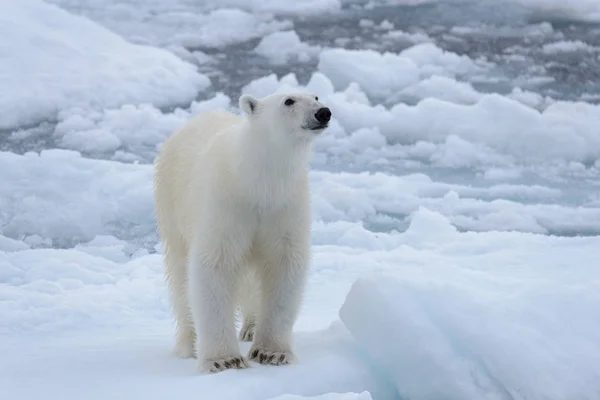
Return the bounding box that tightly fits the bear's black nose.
[315,107,331,124]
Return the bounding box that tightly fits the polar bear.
[153,92,331,373]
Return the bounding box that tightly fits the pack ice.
[2,0,600,399]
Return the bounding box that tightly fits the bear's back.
[154,109,243,242]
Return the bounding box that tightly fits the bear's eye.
[284,98,295,106]
[315,96,319,101]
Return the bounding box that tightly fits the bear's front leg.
[187,220,255,373]
[249,229,310,366]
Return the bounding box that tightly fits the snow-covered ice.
[339,210,600,400]
[318,43,486,99]
[2,0,600,399]
[255,31,322,65]
[45,0,292,49]
[0,0,209,130]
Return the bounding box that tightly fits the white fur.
[153,92,330,373]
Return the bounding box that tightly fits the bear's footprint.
[249,348,294,366]
[202,356,250,373]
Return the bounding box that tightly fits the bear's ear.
[239,94,259,116]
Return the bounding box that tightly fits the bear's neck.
[233,125,312,207]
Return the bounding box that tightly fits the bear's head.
[238,92,332,143]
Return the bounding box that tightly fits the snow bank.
[0,0,209,130]
[339,209,600,400]
[255,31,321,65]
[318,43,484,98]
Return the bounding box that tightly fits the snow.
[240,71,600,166]
[0,0,210,130]
[54,93,232,159]
[255,31,322,65]
[4,204,600,398]
[2,0,600,399]
[4,146,599,256]
[339,210,600,399]
[318,43,485,99]
[0,321,393,400]
[393,75,483,105]
[379,96,600,163]
[46,0,292,49]
[162,8,290,48]
[0,149,155,247]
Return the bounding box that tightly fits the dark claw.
[233,358,241,367]
[279,354,285,363]
[259,353,266,363]
[213,362,220,369]
[251,349,259,359]
[224,361,231,368]
[267,354,275,363]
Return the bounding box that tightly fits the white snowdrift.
[339,208,600,400]
[0,0,209,130]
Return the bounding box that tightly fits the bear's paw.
[248,347,295,366]
[200,355,250,373]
